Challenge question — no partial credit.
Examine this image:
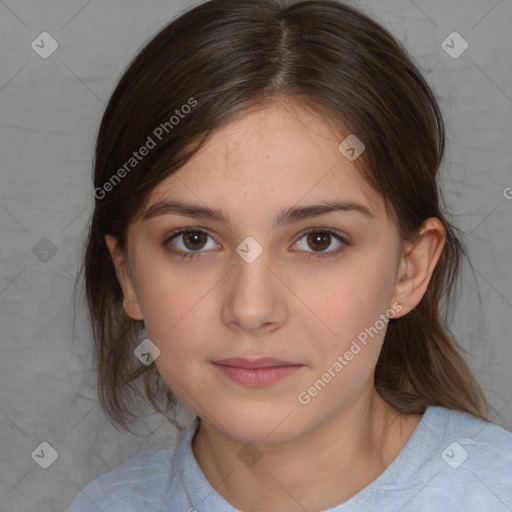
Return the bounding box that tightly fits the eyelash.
[163,227,349,262]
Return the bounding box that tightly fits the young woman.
[68,0,512,510]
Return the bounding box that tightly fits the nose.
[221,241,287,335]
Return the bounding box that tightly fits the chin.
[214,408,306,446]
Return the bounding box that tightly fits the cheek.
[295,259,394,340]
[294,270,392,410]
[291,257,397,402]
[130,246,220,340]
[136,267,213,398]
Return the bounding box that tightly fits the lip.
[211,358,304,387]
[212,357,299,368]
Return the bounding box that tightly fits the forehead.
[142,101,384,220]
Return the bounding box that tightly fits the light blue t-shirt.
[67,406,512,511]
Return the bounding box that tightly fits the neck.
[191,389,422,511]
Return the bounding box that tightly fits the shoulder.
[424,405,512,471]
[365,407,512,511]
[66,449,175,512]
[426,405,512,453]
[411,406,512,509]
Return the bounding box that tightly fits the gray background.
[0,0,511,510]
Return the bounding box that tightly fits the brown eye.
[167,229,219,254]
[182,231,208,250]
[307,231,332,252]
[293,229,348,258]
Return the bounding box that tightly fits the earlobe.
[392,218,446,316]
[104,234,143,321]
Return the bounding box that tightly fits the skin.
[106,100,446,511]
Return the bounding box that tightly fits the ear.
[391,217,446,317]
[105,234,143,321]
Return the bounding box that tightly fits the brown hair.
[82,0,487,429]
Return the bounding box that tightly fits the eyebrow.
[141,198,375,225]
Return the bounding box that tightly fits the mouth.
[211,357,304,387]
[212,357,301,368]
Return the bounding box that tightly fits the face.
[113,101,408,445]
